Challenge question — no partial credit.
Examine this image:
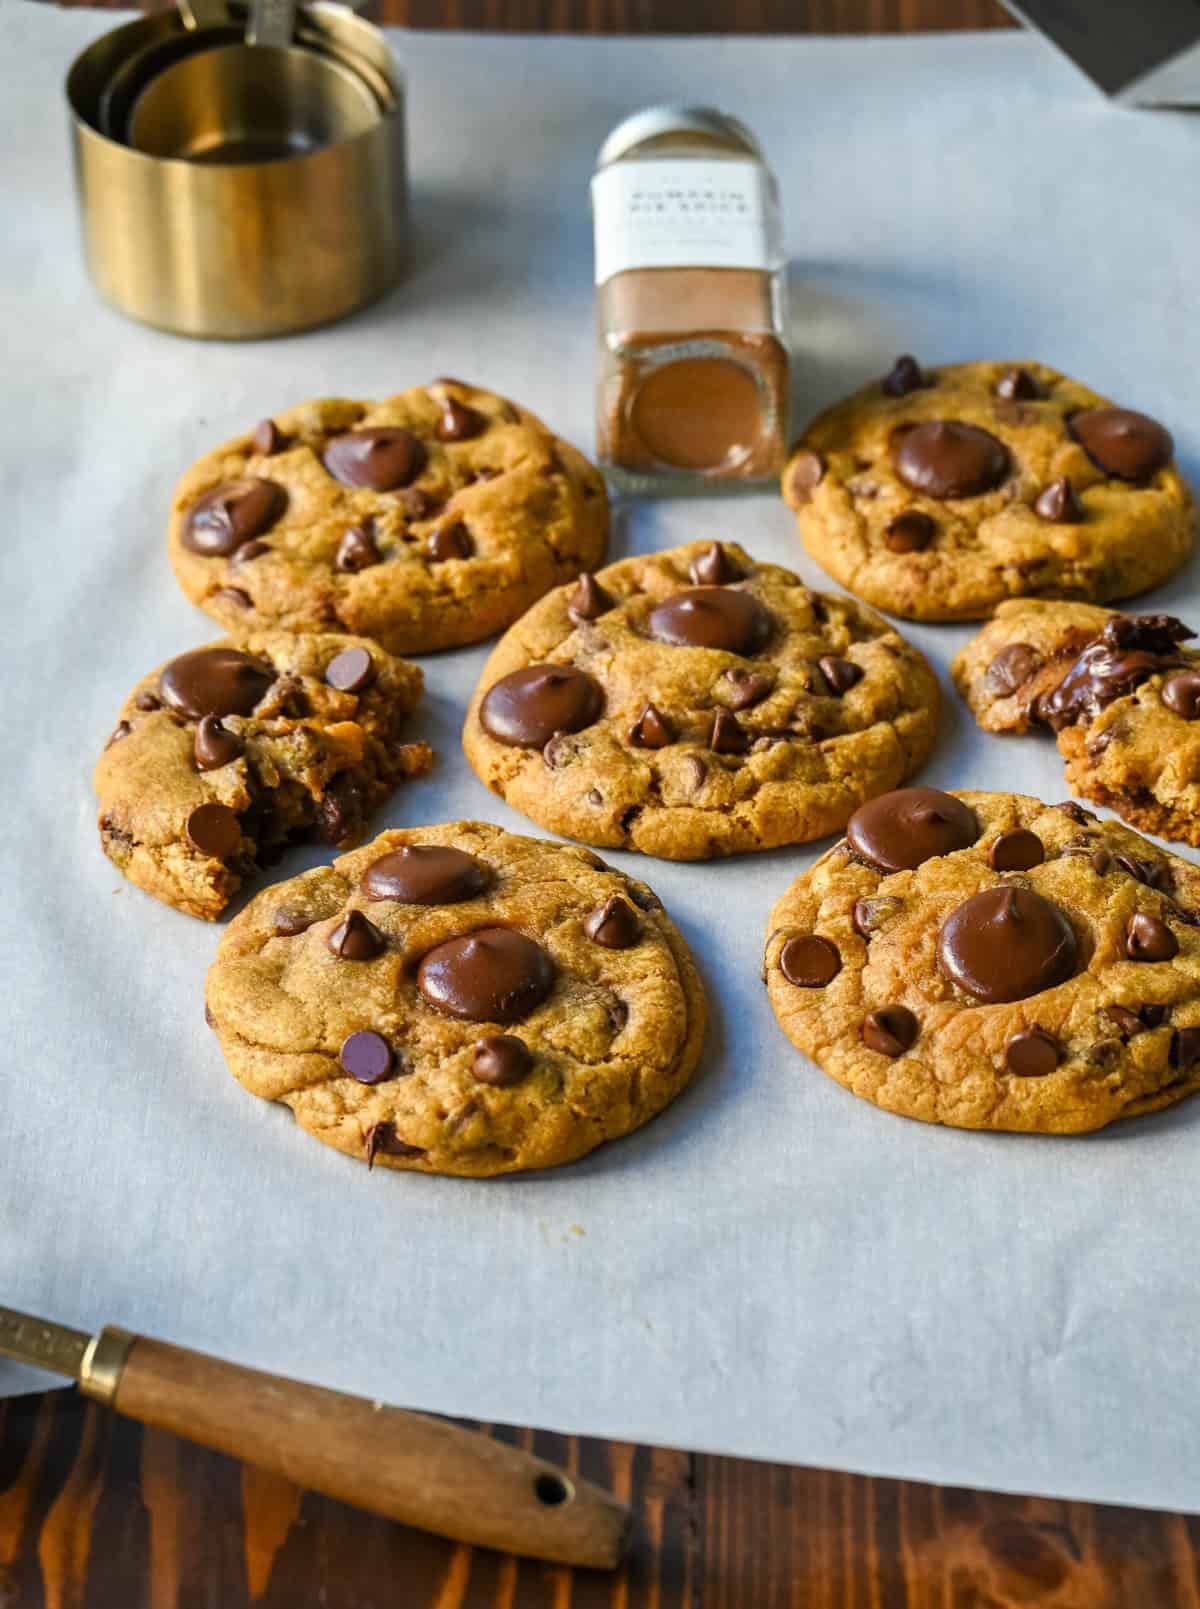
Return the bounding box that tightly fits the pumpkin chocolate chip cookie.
[461,540,940,860]
[783,358,1193,621]
[95,632,432,920]
[205,822,706,1175]
[765,787,1200,1133]
[953,600,1200,847]
[168,381,609,656]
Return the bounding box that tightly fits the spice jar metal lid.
[595,104,764,169]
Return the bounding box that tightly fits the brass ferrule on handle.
[78,1325,137,1408]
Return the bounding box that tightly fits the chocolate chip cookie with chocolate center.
[783,359,1193,621]
[462,540,940,860]
[953,600,1200,847]
[168,382,608,656]
[95,631,432,920]
[204,822,705,1175]
[765,787,1200,1133]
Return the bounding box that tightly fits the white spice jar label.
[591,159,774,285]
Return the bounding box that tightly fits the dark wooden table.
[21,0,1198,1601]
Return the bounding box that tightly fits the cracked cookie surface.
[954,601,1200,848]
[168,381,609,656]
[765,787,1200,1133]
[783,358,1193,621]
[205,822,706,1176]
[462,540,940,861]
[95,631,431,920]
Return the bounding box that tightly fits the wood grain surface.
[20,0,1190,1603]
[3,1388,1199,1606]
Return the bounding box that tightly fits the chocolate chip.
[682,756,707,793]
[425,520,473,561]
[1170,1027,1200,1070]
[364,1122,422,1166]
[689,543,741,585]
[630,704,674,748]
[893,421,1010,500]
[106,721,131,748]
[273,906,318,936]
[1005,1028,1060,1076]
[862,1006,918,1057]
[1114,854,1169,890]
[193,715,243,771]
[362,845,490,904]
[1124,912,1178,962]
[784,450,824,505]
[1070,407,1173,481]
[417,927,555,1023]
[339,1030,394,1084]
[817,656,863,696]
[480,665,603,748]
[1104,1005,1145,1039]
[1034,477,1084,524]
[316,774,365,845]
[990,828,1045,872]
[847,787,979,873]
[204,1002,216,1030]
[852,896,899,937]
[253,419,285,455]
[648,588,771,655]
[780,935,841,988]
[1090,849,1111,874]
[1056,801,1095,825]
[232,539,270,566]
[884,511,935,553]
[213,587,252,611]
[584,896,641,950]
[435,394,485,442]
[324,648,375,694]
[185,802,241,859]
[882,355,929,398]
[324,428,426,491]
[398,487,432,520]
[327,909,387,960]
[938,886,1076,1003]
[183,479,285,556]
[472,1035,532,1087]
[985,644,1040,697]
[159,647,274,722]
[709,709,749,754]
[1041,614,1193,731]
[567,573,614,623]
[995,368,1040,401]
[720,668,772,710]
[336,524,381,572]
[134,690,160,711]
[1162,671,1200,720]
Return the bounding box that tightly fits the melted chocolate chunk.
[472,1035,532,1087]
[417,927,554,1023]
[583,896,641,949]
[232,539,270,565]
[480,665,603,748]
[1070,407,1174,480]
[884,511,935,553]
[1113,854,1169,890]
[1005,1027,1060,1076]
[780,934,841,988]
[989,828,1045,872]
[985,643,1040,697]
[648,588,771,655]
[1104,1005,1145,1039]
[339,1030,394,1084]
[317,774,366,845]
[689,543,741,585]
[362,845,490,904]
[938,886,1076,1003]
[1162,671,1200,720]
[185,802,241,859]
[193,715,243,771]
[862,1006,918,1057]
[892,421,1010,500]
[852,896,900,937]
[325,647,375,694]
[183,479,284,556]
[1040,614,1193,731]
[159,647,274,722]
[846,787,979,873]
[568,573,613,623]
[327,909,387,960]
[630,704,674,748]
[364,1122,423,1165]
[882,355,929,398]
[324,428,425,491]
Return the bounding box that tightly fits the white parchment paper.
[4,0,1200,1513]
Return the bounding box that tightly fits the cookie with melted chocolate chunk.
[168,382,608,656]
[205,822,705,1175]
[783,359,1193,621]
[954,599,1200,848]
[462,540,940,860]
[95,631,431,920]
[765,788,1200,1133]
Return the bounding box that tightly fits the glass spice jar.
[592,105,789,496]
